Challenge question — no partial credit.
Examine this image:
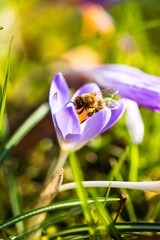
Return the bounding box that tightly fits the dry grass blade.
[27,168,64,237]
[37,168,64,208]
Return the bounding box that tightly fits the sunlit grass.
[0,37,13,138]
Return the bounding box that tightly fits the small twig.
[114,194,128,223]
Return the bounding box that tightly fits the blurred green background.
[0,0,160,236]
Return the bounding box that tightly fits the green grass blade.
[103,182,111,207]
[69,151,96,238]
[89,189,123,240]
[115,173,137,222]
[14,207,82,240]
[122,232,153,237]
[0,37,13,137]
[46,221,160,239]
[109,147,136,221]
[48,225,89,239]
[0,198,116,229]
[110,19,160,46]
[116,222,160,232]
[0,26,4,30]
[129,144,139,182]
[153,201,160,221]
[117,19,160,36]
[0,102,50,165]
[6,161,24,234]
[108,146,130,181]
[27,222,160,239]
[47,222,160,238]
[66,235,90,240]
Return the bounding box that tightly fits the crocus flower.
[49,72,125,153]
[79,64,160,143]
[84,64,160,112]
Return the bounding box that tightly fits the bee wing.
[101,88,119,98]
[93,88,118,99]
[105,98,120,110]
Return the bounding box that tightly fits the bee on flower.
[49,73,125,152]
[74,88,119,123]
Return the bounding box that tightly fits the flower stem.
[60,181,160,193]
[54,148,69,172]
[46,148,68,183]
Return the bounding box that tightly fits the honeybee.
[74,88,119,123]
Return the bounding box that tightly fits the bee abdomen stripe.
[77,108,84,115]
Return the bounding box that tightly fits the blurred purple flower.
[49,73,125,151]
[85,64,160,112]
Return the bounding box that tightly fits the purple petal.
[85,64,160,112]
[53,116,81,150]
[52,115,65,146]
[99,99,125,133]
[54,106,81,148]
[49,73,70,114]
[71,83,100,101]
[78,107,111,146]
[125,99,144,144]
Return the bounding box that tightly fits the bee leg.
[76,108,84,115]
[87,108,95,117]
